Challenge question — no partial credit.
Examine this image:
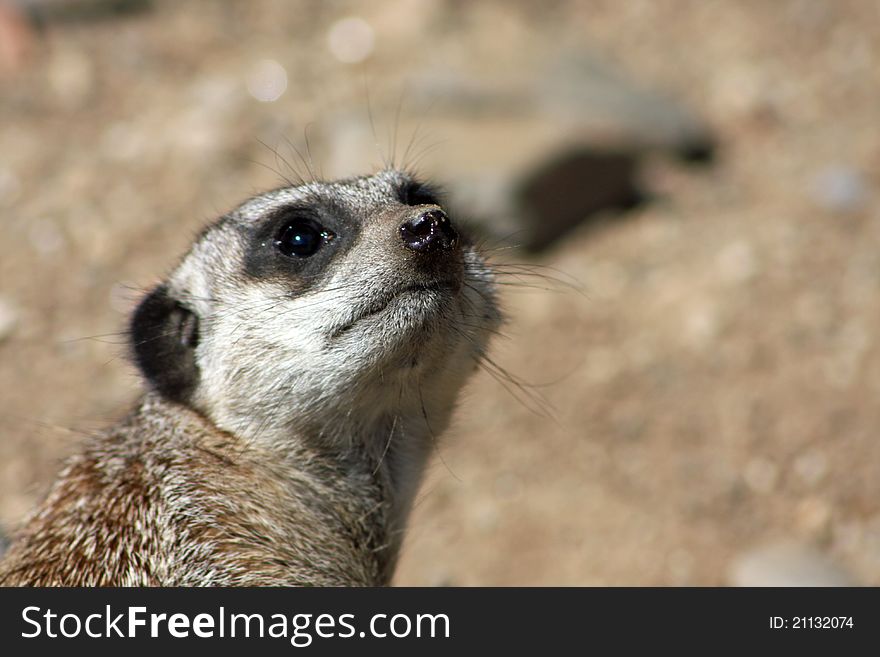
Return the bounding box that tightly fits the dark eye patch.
[242,201,353,291]
[398,180,443,207]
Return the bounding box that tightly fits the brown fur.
[0,393,393,586]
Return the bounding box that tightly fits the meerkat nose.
[399,209,459,253]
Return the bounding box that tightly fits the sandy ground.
[1,0,880,585]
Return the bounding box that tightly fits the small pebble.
[729,540,856,586]
[246,59,288,102]
[795,497,832,536]
[48,47,95,108]
[666,548,695,584]
[793,450,828,487]
[743,457,779,494]
[28,217,65,256]
[717,240,758,284]
[0,167,21,206]
[683,304,720,349]
[327,17,375,64]
[812,166,868,213]
[0,297,18,343]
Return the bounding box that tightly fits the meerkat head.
[129,170,500,455]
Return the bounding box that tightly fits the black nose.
[399,209,458,253]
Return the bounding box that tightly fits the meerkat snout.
[0,169,501,586]
[399,208,459,253]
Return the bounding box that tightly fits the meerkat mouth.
[331,279,461,338]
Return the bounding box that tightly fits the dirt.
[2,0,880,585]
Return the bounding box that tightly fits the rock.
[537,52,715,163]
[729,540,857,587]
[315,48,714,251]
[409,51,716,161]
[446,141,647,252]
[405,51,715,251]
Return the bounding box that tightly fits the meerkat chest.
[157,443,390,586]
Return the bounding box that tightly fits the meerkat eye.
[274,218,334,258]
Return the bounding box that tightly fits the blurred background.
[1,0,880,585]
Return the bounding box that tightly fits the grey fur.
[0,169,500,586]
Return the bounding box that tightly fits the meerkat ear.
[130,284,200,405]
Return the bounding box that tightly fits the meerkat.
[0,169,500,586]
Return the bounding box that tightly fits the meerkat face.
[130,170,500,448]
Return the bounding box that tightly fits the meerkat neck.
[277,410,437,565]
[198,387,445,538]
[126,394,396,583]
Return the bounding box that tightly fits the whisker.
[372,414,399,476]
[418,383,460,482]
